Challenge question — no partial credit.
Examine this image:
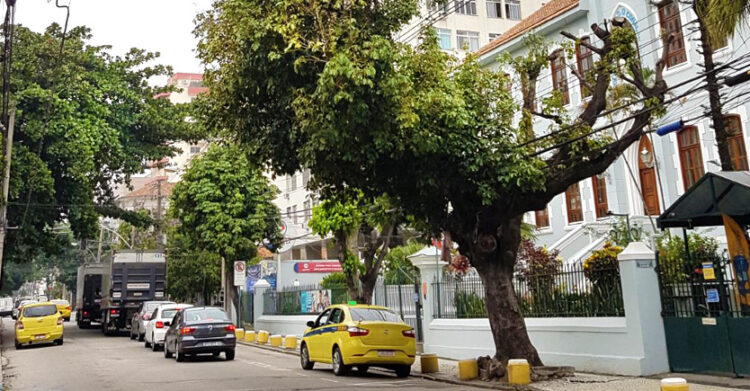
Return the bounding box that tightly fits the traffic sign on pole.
[234,261,246,287]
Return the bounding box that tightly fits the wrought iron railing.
[433,262,625,318]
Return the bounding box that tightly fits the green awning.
[657,171,750,229]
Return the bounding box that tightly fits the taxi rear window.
[349,308,402,322]
[23,305,58,317]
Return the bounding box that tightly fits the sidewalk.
[237,339,749,391]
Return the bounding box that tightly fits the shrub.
[583,241,622,292]
[320,272,347,288]
[656,232,720,284]
[515,240,561,296]
[455,291,487,318]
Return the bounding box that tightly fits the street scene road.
[1,318,461,391]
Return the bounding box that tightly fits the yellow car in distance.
[300,304,416,377]
[15,302,64,349]
[52,299,72,322]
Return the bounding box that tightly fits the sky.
[17,0,214,84]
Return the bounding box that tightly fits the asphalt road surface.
[1,317,467,391]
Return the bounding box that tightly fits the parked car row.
[128,301,236,362]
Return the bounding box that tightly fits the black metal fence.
[433,263,625,318]
[263,284,351,316]
[657,253,750,318]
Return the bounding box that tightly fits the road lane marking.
[320,378,339,383]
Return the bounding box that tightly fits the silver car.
[130,301,174,341]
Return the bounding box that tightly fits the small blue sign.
[413,293,419,303]
[706,288,720,303]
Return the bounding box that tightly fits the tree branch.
[567,63,595,96]
[560,31,603,55]
[530,110,563,124]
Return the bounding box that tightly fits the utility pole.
[155,178,163,250]
[0,108,15,287]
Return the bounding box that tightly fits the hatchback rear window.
[349,308,402,322]
[23,305,58,317]
[184,308,229,322]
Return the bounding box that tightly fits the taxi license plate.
[34,334,46,340]
[202,341,223,347]
[377,350,395,357]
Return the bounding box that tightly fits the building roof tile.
[475,0,580,57]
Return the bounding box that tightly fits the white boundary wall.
[252,243,669,377]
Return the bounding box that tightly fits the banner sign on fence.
[300,289,332,313]
[294,262,343,273]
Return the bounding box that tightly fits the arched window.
[638,135,660,215]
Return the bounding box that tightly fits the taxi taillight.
[347,326,369,337]
[16,322,23,330]
[57,317,64,325]
[402,329,415,338]
[66,306,71,311]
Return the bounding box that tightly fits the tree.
[308,193,400,304]
[167,144,282,314]
[1,23,190,285]
[692,0,735,171]
[196,1,669,364]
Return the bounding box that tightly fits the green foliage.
[320,272,348,288]
[583,241,622,293]
[515,240,561,296]
[383,242,424,284]
[3,24,190,268]
[656,232,721,284]
[455,291,487,318]
[167,143,282,303]
[605,217,647,246]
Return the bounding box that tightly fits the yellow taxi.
[300,304,415,377]
[52,299,72,321]
[15,302,64,349]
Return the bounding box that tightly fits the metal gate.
[657,253,750,376]
[373,281,424,342]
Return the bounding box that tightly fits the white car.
[130,300,175,341]
[144,304,193,351]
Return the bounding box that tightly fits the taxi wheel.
[55,338,64,346]
[300,344,314,370]
[331,346,349,376]
[14,340,21,349]
[395,365,411,378]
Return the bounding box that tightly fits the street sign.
[706,288,720,303]
[234,261,246,287]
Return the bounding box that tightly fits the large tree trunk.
[469,215,542,365]
[696,2,733,171]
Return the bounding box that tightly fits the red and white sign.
[294,262,343,273]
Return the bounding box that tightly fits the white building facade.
[475,0,749,262]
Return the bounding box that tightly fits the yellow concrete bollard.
[507,359,531,385]
[420,354,439,374]
[661,378,689,391]
[257,330,269,344]
[284,335,297,349]
[457,359,478,381]
[244,330,256,343]
[234,328,245,340]
[269,334,282,347]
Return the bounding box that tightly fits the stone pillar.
[618,241,669,375]
[253,279,270,328]
[411,248,443,353]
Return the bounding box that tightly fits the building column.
[411,250,443,353]
[253,279,270,328]
[618,241,670,375]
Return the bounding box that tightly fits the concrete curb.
[236,340,539,390]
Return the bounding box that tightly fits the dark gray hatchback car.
[163,306,236,362]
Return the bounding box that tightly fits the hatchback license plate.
[377,350,395,357]
[202,341,223,347]
[34,334,46,340]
